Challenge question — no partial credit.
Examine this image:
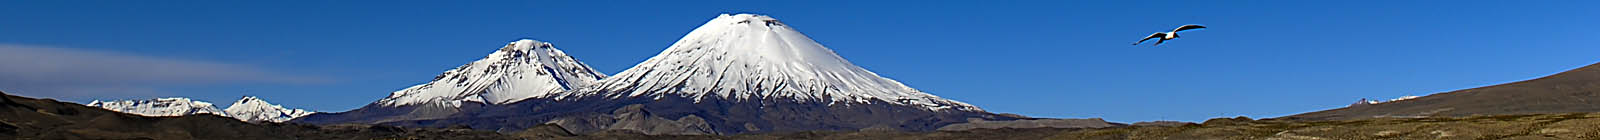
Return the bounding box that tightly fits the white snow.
[374,39,607,107]
[224,96,315,122]
[87,97,228,117]
[561,14,981,111]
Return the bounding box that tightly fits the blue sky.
[1,1,1596,122]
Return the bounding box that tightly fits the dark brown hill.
[1284,62,1600,120]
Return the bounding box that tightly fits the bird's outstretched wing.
[1134,32,1166,45]
[1172,24,1207,32]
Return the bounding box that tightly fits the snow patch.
[1388,95,1421,102]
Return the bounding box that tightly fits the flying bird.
[1133,24,1207,46]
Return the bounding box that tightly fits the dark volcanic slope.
[371,95,1016,135]
[0,91,516,140]
[1285,62,1600,120]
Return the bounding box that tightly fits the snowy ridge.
[224,96,315,122]
[87,97,227,117]
[375,39,607,107]
[561,14,981,111]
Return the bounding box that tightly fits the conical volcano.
[561,14,979,111]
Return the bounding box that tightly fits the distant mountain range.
[88,96,314,122]
[0,91,544,139]
[1284,62,1600,120]
[87,97,225,117]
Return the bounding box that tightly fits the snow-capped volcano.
[87,97,227,117]
[224,96,315,122]
[294,39,610,124]
[561,14,979,111]
[376,39,607,107]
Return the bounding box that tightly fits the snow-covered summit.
[561,14,981,111]
[224,96,315,122]
[87,97,227,117]
[375,39,608,107]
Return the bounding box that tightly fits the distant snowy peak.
[224,96,315,123]
[376,39,607,107]
[88,97,226,117]
[564,14,981,111]
[1349,95,1422,106]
